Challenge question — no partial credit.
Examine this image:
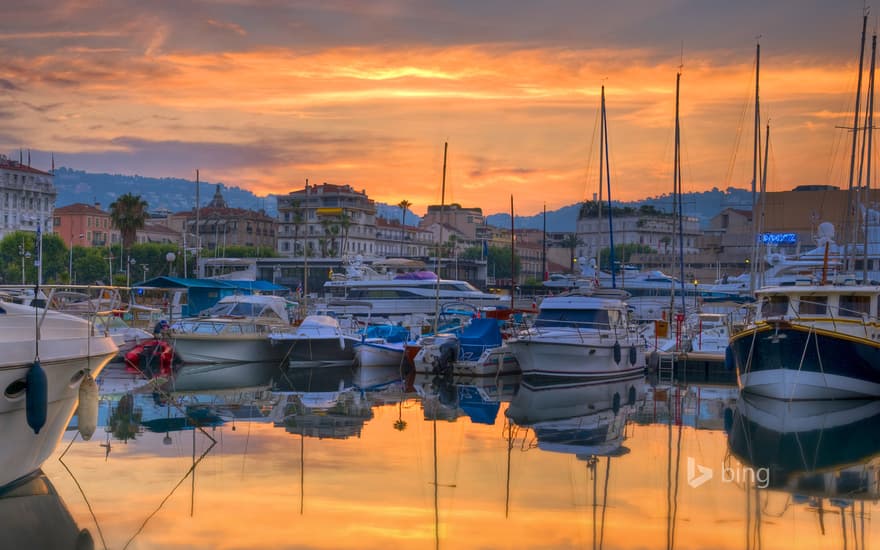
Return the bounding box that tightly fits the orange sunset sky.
[0,1,876,216]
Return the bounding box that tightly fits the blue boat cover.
[458,318,502,361]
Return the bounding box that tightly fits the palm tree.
[559,234,583,273]
[109,193,148,251]
[337,211,352,257]
[397,199,412,228]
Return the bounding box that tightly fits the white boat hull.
[739,369,880,400]
[172,334,286,364]
[354,341,405,368]
[507,338,645,379]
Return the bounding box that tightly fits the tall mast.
[674,71,686,313]
[597,86,604,273]
[433,142,448,334]
[542,202,547,281]
[602,85,617,289]
[758,122,770,289]
[749,41,761,294]
[195,169,200,279]
[864,33,877,283]
[846,13,869,273]
[510,195,516,301]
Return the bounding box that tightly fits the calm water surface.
[26,361,880,549]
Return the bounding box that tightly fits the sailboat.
[728,19,880,399]
[506,86,646,379]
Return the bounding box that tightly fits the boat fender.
[724,346,735,371]
[77,373,99,441]
[613,342,621,365]
[26,360,47,434]
[648,351,660,371]
[628,386,636,406]
[340,334,346,350]
[612,392,621,414]
[628,345,637,366]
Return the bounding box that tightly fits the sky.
[0,0,876,216]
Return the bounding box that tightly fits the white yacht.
[551,257,747,321]
[171,294,298,364]
[0,297,117,489]
[322,257,504,317]
[269,315,360,368]
[506,289,646,379]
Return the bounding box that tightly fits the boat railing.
[786,297,877,340]
[0,284,137,337]
[527,318,634,342]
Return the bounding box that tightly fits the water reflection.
[31,359,880,549]
[728,394,880,547]
[0,473,92,549]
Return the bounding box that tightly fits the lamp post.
[166,252,176,277]
[141,265,149,283]
[127,256,136,288]
[69,233,84,284]
[18,241,30,284]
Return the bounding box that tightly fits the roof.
[136,277,286,291]
[0,157,51,176]
[55,203,108,215]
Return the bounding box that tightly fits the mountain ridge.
[52,167,752,232]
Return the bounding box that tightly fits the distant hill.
[53,167,278,216]
[53,168,749,231]
[485,187,753,231]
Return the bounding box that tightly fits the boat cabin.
[755,285,879,322]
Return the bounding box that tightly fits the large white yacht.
[506,288,647,379]
[322,256,504,317]
[0,297,117,489]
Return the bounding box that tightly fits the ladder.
[658,353,675,385]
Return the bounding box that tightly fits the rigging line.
[58,433,108,550]
[670,405,683,550]
[122,437,217,550]
[599,456,611,550]
[723,55,758,189]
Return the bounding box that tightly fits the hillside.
[53,168,751,231]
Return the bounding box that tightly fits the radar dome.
[817,222,835,239]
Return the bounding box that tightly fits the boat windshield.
[533,308,616,329]
[201,301,270,318]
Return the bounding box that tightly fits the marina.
[6,3,880,549]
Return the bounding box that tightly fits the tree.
[337,211,352,257]
[397,199,412,228]
[558,234,583,273]
[109,193,148,250]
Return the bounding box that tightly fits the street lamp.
[69,233,84,284]
[166,252,176,277]
[18,241,30,285]
[126,256,136,288]
[141,265,150,283]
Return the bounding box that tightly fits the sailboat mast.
[195,169,200,279]
[433,142,448,334]
[675,71,686,314]
[597,86,605,274]
[758,123,770,289]
[749,42,761,294]
[863,33,877,283]
[602,86,617,289]
[846,13,868,273]
[510,195,516,302]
